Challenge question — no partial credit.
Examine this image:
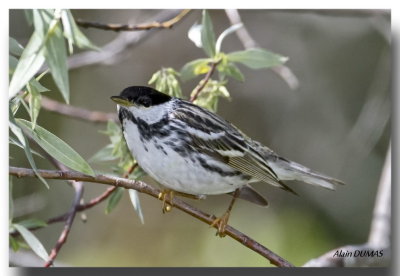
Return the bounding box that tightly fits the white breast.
[122,120,248,195]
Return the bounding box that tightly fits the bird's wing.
[171,102,296,194]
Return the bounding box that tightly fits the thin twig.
[40,96,117,123]
[368,144,391,249]
[77,186,116,211]
[44,181,83,267]
[9,166,294,267]
[78,163,138,210]
[31,148,85,267]
[189,60,221,102]
[37,10,186,73]
[76,10,191,32]
[224,9,299,90]
[11,165,141,236]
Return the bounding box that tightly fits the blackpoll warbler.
[111,86,344,236]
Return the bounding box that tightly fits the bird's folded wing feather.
[172,105,295,193]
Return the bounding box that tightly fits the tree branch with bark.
[9,166,294,267]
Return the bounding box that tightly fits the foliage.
[181,10,286,111]
[9,9,289,263]
[9,8,98,261]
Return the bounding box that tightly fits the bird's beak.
[110,96,134,107]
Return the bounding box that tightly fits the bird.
[111,86,344,236]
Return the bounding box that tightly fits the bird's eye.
[140,98,151,108]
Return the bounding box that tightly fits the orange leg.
[211,188,240,237]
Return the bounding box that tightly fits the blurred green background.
[9,9,391,267]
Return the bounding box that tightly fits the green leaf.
[9,110,49,188]
[201,10,216,58]
[9,136,44,158]
[188,23,202,48]
[128,189,144,224]
[105,187,124,214]
[17,218,48,229]
[227,48,288,69]
[220,62,245,82]
[148,68,182,98]
[16,119,95,176]
[9,236,20,252]
[30,79,49,93]
[44,22,70,103]
[180,58,211,82]
[24,9,34,25]
[192,81,230,112]
[60,10,99,53]
[9,37,24,56]
[32,9,70,103]
[8,32,46,99]
[9,177,14,223]
[130,166,146,180]
[215,23,243,53]
[13,224,49,262]
[9,55,18,78]
[26,82,42,130]
[32,9,54,38]
[89,144,117,163]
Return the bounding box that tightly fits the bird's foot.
[158,189,175,213]
[210,211,231,238]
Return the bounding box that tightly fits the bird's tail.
[268,156,344,190]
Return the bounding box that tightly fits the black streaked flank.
[196,156,242,177]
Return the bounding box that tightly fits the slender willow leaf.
[17,218,48,229]
[9,37,24,56]
[215,23,243,53]
[30,78,49,93]
[201,10,216,58]
[60,9,99,53]
[9,177,14,223]
[24,9,33,25]
[9,136,44,158]
[26,82,42,130]
[89,144,117,163]
[227,48,288,69]
[33,9,70,103]
[13,224,49,262]
[8,32,45,99]
[17,119,95,176]
[105,187,124,214]
[9,110,48,188]
[128,190,144,224]
[9,236,20,252]
[44,22,70,103]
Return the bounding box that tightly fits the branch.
[40,96,117,123]
[76,10,190,32]
[224,9,299,90]
[37,10,188,73]
[67,10,187,70]
[189,59,221,102]
[368,144,391,249]
[30,149,84,267]
[303,144,391,267]
[9,166,294,267]
[44,180,83,267]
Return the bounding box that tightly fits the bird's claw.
[210,212,231,237]
[158,190,174,213]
